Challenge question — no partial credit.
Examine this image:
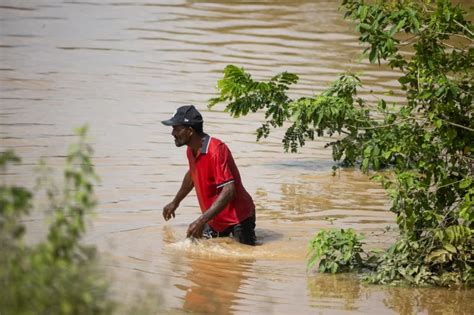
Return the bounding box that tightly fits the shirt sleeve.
[214,143,235,188]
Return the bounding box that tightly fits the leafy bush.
[0,126,114,315]
[209,0,473,287]
[307,229,366,273]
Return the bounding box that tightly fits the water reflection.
[163,225,255,314]
[180,256,251,314]
[307,274,363,311]
[308,275,474,315]
[380,286,474,315]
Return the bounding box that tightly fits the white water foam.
[165,237,302,261]
[165,237,258,259]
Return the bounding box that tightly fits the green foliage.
[0,126,114,315]
[307,229,366,273]
[209,0,473,287]
[0,151,32,247]
[209,65,298,141]
[364,232,473,286]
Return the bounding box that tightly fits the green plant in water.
[308,229,366,273]
[209,0,473,287]
[0,126,114,314]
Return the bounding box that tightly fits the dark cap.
[161,105,203,126]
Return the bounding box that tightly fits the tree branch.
[454,20,474,37]
[442,120,474,132]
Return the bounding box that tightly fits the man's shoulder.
[208,136,231,154]
[208,136,225,147]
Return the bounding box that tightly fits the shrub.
[307,229,366,273]
[0,126,114,315]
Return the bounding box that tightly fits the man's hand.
[163,201,178,221]
[186,217,206,239]
[163,171,194,221]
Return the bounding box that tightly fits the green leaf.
[396,18,406,31]
[359,23,371,30]
[369,47,377,63]
[360,6,368,21]
[459,178,472,189]
[444,244,457,254]
[426,249,449,263]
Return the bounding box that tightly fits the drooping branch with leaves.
[209,0,473,286]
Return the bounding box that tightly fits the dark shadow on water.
[266,159,336,172]
[255,227,284,244]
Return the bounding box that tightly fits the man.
[161,105,256,245]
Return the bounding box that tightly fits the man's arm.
[163,170,194,221]
[186,182,235,238]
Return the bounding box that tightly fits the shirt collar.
[201,134,211,154]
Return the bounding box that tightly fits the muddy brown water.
[1,0,473,314]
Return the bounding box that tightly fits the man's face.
[171,125,192,147]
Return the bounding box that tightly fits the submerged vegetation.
[209,0,473,287]
[0,126,114,314]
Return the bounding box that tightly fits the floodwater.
[1,0,473,314]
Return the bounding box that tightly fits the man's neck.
[189,133,206,156]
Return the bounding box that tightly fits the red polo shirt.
[186,135,255,232]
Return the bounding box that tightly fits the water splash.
[165,236,302,261]
[165,237,256,259]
